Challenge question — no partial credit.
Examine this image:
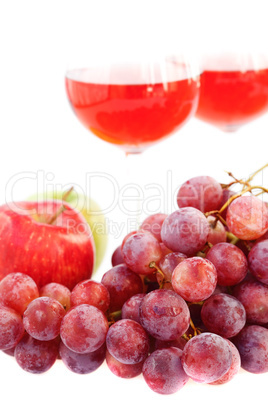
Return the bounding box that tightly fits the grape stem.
[226,231,240,245]
[247,163,268,183]
[206,183,268,219]
[107,310,122,326]
[149,262,166,289]
[183,318,202,341]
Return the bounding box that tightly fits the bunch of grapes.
[1,167,268,395]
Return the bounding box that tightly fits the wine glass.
[65,56,200,153]
[65,50,200,223]
[195,51,268,132]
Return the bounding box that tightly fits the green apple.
[28,189,108,273]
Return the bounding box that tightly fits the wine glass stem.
[125,151,143,227]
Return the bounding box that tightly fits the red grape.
[177,176,223,213]
[201,293,246,338]
[0,272,39,315]
[154,337,187,351]
[106,319,149,364]
[0,307,24,350]
[226,195,268,240]
[181,332,232,383]
[15,333,59,374]
[39,282,71,311]
[106,350,143,378]
[256,229,268,243]
[111,245,124,266]
[139,289,190,341]
[233,278,268,324]
[248,239,268,285]
[23,296,65,341]
[142,347,189,394]
[2,347,15,357]
[70,279,110,312]
[210,340,241,385]
[121,230,162,275]
[206,216,227,245]
[121,293,146,324]
[140,213,167,242]
[121,230,138,250]
[232,325,268,374]
[206,242,248,286]
[219,188,236,220]
[161,208,209,256]
[159,242,172,257]
[101,264,143,312]
[157,252,187,289]
[59,341,106,374]
[60,304,108,353]
[171,257,217,302]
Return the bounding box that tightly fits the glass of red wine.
[195,52,268,132]
[65,48,200,221]
[65,56,200,154]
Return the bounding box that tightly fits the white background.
[1,0,268,401]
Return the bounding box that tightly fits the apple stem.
[45,187,74,225]
[46,205,66,225]
[62,186,74,201]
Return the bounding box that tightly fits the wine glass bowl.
[65,56,200,154]
[195,52,268,132]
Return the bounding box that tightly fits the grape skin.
[121,293,146,324]
[154,336,187,351]
[161,207,209,256]
[101,264,143,312]
[59,342,106,374]
[121,230,162,275]
[106,319,149,365]
[177,176,223,213]
[70,279,110,312]
[139,289,190,341]
[232,325,268,374]
[157,252,187,290]
[140,213,168,242]
[226,195,268,240]
[219,188,236,220]
[0,272,39,315]
[60,304,108,354]
[0,307,24,350]
[15,333,59,374]
[248,239,268,285]
[206,216,227,245]
[210,340,241,385]
[181,333,232,383]
[233,278,268,324]
[142,347,189,395]
[23,296,66,341]
[206,242,248,286]
[39,282,71,311]
[171,257,217,302]
[201,293,246,338]
[106,350,144,379]
[111,245,124,267]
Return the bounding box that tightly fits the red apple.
[0,200,95,290]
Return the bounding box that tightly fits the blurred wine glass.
[195,52,268,132]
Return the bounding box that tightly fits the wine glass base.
[220,124,240,133]
[123,147,145,155]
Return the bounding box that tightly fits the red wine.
[196,67,268,131]
[65,64,199,150]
